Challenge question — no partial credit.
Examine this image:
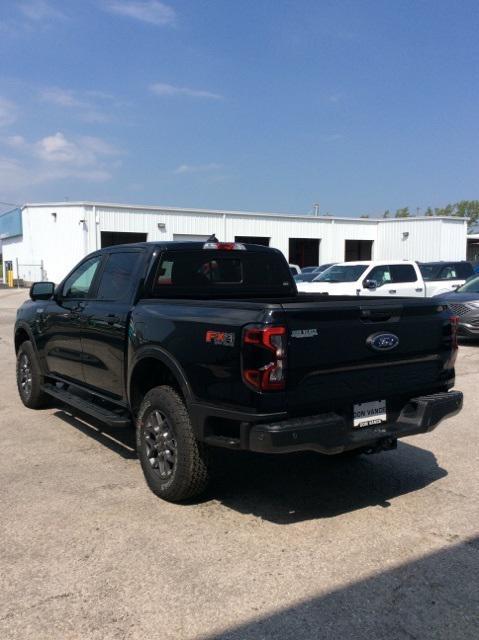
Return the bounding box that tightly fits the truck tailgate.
[283,298,453,413]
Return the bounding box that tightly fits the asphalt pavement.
[0,288,478,640]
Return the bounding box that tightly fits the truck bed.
[135,294,454,417]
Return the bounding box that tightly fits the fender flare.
[127,345,195,407]
[14,320,48,375]
[14,321,36,352]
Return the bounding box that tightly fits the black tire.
[136,386,209,502]
[16,340,48,409]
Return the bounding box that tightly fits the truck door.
[427,263,470,296]
[389,264,423,296]
[42,255,103,383]
[361,264,423,297]
[361,265,396,296]
[80,249,144,399]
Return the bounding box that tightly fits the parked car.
[434,274,479,338]
[295,272,320,283]
[294,263,336,283]
[15,241,462,502]
[289,263,301,276]
[297,260,472,297]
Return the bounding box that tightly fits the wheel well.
[14,328,30,354]
[129,357,185,416]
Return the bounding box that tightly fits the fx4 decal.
[205,330,235,347]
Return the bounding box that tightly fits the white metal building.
[0,201,469,284]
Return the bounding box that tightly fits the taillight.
[242,325,287,391]
[450,315,459,351]
[445,314,459,368]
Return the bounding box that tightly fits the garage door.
[173,234,210,242]
[289,238,320,267]
[101,231,147,247]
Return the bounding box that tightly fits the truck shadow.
[53,409,446,524]
[201,537,479,640]
[53,410,137,459]
[208,443,447,524]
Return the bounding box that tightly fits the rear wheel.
[136,386,209,502]
[16,340,48,409]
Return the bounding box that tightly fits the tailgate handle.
[360,306,402,323]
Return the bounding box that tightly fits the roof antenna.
[206,233,218,242]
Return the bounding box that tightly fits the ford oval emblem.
[367,332,399,351]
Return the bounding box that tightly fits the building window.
[101,231,147,247]
[234,236,270,246]
[345,240,373,261]
[288,238,320,267]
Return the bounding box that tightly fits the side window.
[455,263,473,280]
[439,265,457,280]
[96,251,142,301]
[367,265,391,287]
[157,260,173,285]
[390,264,418,283]
[63,256,101,299]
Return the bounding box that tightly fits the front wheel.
[136,386,210,502]
[16,340,48,409]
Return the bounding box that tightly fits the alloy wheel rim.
[19,353,32,398]
[143,410,177,479]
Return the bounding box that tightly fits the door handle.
[61,303,85,318]
[415,288,423,292]
[62,311,80,319]
[388,289,397,294]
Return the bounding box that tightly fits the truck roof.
[332,260,417,267]
[417,260,471,265]
[100,241,277,253]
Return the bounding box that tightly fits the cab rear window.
[157,257,242,286]
[152,250,293,297]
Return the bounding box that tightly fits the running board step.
[41,383,132,427]
[204,435,241,449]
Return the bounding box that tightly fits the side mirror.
[30,281,55,301]
[363,279,378,290]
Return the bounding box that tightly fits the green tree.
[370,200,479,227]
[454,200,479,227]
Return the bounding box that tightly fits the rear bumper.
[248,391,463,454]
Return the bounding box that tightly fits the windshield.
[313,264,368,283]
[294,272,317,282]
[457,275,479,293]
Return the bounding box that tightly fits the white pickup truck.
[297,260,474,298]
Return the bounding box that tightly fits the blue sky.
[0,0,478,216]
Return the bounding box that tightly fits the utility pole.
[313,203,320,216]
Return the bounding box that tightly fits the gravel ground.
[0,288,478,640]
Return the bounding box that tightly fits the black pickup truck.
[15,241,463,502]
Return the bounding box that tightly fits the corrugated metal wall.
[2,205,87,283]
[1,203,468,285]
[376,218,467,261]
[96,206,380,264]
